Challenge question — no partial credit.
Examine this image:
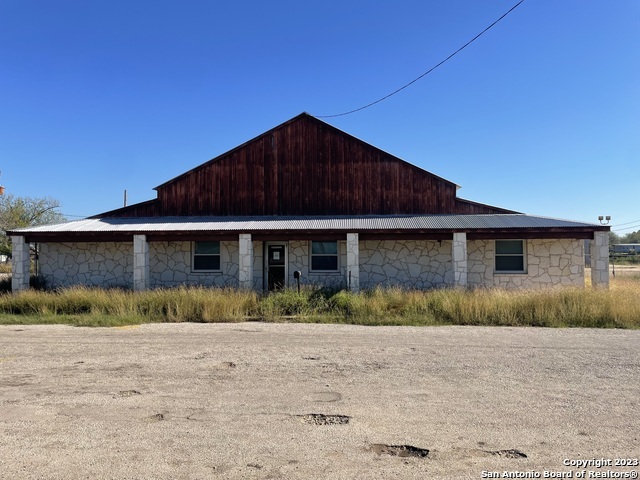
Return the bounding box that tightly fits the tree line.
[610,230,640,246]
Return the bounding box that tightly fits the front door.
[266,243,287,291]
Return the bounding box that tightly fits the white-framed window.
[192,241,221,271]
[310,241,339,272]
[495,240,526,273]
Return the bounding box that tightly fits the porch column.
[11,236,30,292]
[452,232,468,287]
[346,233,360,292]
[590,231,609,289]
[238,234,254,289]
[133,234,149,291]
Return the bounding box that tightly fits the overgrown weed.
[0,278,638,328]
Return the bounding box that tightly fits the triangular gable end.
[97,113,514,218]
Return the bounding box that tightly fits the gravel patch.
[0,323,638,479]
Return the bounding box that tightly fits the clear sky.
[1,0,638,234]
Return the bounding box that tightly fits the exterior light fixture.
[598,215,611,225]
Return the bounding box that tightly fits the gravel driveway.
[1,323,639,479]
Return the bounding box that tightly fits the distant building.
[612,244,640,254]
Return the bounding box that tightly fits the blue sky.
[1,0,638,234]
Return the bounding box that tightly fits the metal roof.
[10,214,601,235]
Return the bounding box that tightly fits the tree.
[0,195,67,256]
[609,231,621,246]
[621,230,640,244]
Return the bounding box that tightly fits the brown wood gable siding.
[95,115,515,219]
[91,199,160,218]
[155,115,463,216]
[454,198,517,215]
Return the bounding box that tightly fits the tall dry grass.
[0,286,259,325]
[0,277,638,328]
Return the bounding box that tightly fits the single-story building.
[10,113,610,292]
[612,244,640,254]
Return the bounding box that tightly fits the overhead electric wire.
[612,218,640,227]
[316,0,526,118]
[613,223,640,233]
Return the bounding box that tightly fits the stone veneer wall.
[149,241,239,288]
[38,237,586,291]
[252,241,264,290]
[359,240,454,289]
[467,239,585,289]
[39,242,133,288]
[39,241,242,289]
[287,240,347,289]
[11,235,31,291]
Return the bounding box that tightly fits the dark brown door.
[267,244,286,291]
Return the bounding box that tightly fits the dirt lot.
[1,324,639,480]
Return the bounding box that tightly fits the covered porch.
[10,214,610,292]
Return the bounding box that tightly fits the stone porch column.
[590,231,609,289]
[133,235,149,291]
[346,233,360,292]
[11,236,30,292]
[452,232,468,287]
[238,234,254,289]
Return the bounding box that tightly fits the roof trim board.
[9,214,607,237]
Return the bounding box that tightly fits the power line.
[612,218,640,227]
[613,223,640,233]
[315,0,526,118]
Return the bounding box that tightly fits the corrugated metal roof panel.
[10,214,600,234]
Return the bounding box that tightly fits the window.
[193,241,221,271]
[310,241,338,272]
[495,240,526,273]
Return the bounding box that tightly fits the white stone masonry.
[359,239,453,289]
[11,236,30,292]
[238,234,253,289]
[591,231,610,289]
[133,235,149,291]
[452,232,468,287]
[467,239,585,289]
[346,233,360,292]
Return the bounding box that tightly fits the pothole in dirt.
[117,390,141,397]
[487,449,527,458]
[371,444,430,458]
[296,414,351,425]
[215,361,236,369]
[148,413,165,421]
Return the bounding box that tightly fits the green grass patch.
[0,313,146,327]
[0,278,639,328]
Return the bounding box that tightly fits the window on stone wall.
[495,240,526,273]
[310,241,338,272]
[192,241,221,271]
